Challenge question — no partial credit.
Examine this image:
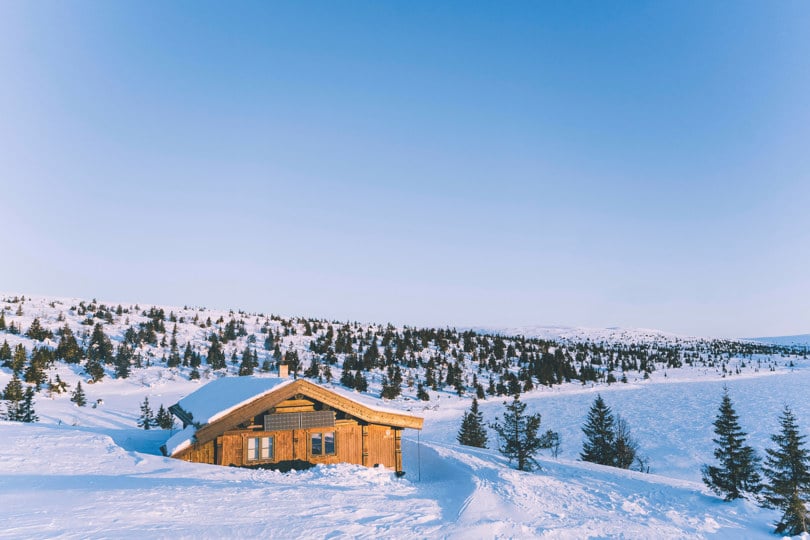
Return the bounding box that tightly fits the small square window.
[311,431,336,456]
[246,436,273,462]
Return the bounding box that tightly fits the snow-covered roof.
[164,425,196,457]
[174,375,295,426]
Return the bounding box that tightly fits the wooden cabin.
[161,376,423,475]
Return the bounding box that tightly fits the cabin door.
[293,429,307,461]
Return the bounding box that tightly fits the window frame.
[244,434,274,464]
[309,430,337,457]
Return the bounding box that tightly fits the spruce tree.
[71,381,87,407]
[581,395,617,466]
[239,345,256,376]
[114,344,132,379]
[701,389,761,500]
[2,374,24,421]
[138,397,154,430]
[26,317,51,341]
[155,404,174,430]
[84,356,105,383]
[416,382,430,401]
[0,340,11,364]
[20,387,38,423]
[491,394,555,471]
[614,416,640,470]
[457,398,488,448]
[762,406,810,536]
[10,344,27,374]
[88,323,113,364]
[55,325,83,364]
[207,337,226,370]
[354,371,368,392]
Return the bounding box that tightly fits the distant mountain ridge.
[469,325,710,345]
[747,334,810,347]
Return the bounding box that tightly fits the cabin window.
[310,431,336,456]
[246,436,274,462]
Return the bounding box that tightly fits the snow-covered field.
[1,293,809,538]
[3,366,810,538]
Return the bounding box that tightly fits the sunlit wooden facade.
[164,378,423,474]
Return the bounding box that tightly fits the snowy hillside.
[2,292,810,538]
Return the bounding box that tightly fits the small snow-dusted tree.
[581,395,616,466]
[491,394,556,471]
[239,346,257,376]
[20,387,38,423]
[416,382,430,401]
[457,398,488,448]
[138,397,154,430]
[207,337,226,370]
[701,389,761,500]
[87,323,113,365]
[155,404,174,430]
[70,381,87,407]
[762,406,810,536]
[2,374,25,421]
[26,317,51,341]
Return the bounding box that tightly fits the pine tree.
[207,337,226,370]
[55,325,83,364]
[0,311,5,330]
[84,355,105,383]
[380,375,402,399]
[457,398,488,448]
[239,345,256,376]
[762,406,810,536]
[491,394,556,471]
[2,374,24,421]
[155,404,174,430]
[0,340,11,364]
[613,416,640,470]
[114,344,132,379]
[71,381,87,407]
[701,389,761,500]
[88,323,113,364]
[354,370,368,392]
[304,357,319,378]
[416,382,430,401]
[10,344,27,374]
[20,387,38,423]
[26,317,51,341]
[581,395,617,466]
[138,397,154,430]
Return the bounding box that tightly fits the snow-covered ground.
[3,365,810,538]
[2,293,810,538]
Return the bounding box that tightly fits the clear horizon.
[2,2,809,339]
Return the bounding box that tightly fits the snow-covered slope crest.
[471,325,705,344]
[748,334,810,347]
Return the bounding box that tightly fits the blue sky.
[1,2,809,338]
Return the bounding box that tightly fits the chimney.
[278,364,289,379]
